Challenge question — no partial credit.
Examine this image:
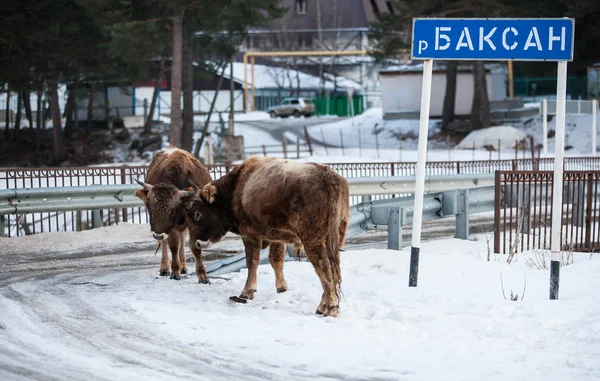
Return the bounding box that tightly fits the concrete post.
[455,189,470,240]
[92,210,102,229]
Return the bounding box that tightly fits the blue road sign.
[411,18,574,61]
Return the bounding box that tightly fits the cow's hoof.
[170,274,181,281]
[277,287,288,293]
[198,279,210,285]
[229,295,248,304]
[323,305,339,318]
[159,270,170,276]
[181,268,188,275]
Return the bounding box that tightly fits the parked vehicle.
[267,98,315,118]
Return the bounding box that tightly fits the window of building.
[370,0,380,14]
[295,0,306,15]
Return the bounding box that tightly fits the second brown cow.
[188,157,350,317]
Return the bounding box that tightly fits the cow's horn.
[178,189,196,198]
[188,180,199,192]
[135,179,153,191]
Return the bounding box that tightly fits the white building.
[379,63,508,118]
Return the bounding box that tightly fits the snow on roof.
[224,62,362,91]
[380,62,506,74]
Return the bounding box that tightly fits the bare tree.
[170,11,183,148]
[145,57,165,134]
[181,28,194,152]
[49,80,65,164]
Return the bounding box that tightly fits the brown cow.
[187,157,350,317]
[134,147,212,283]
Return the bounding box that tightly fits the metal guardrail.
[0,174,496,217]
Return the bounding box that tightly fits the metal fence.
[2,156,600,237]
[494,170,600,254]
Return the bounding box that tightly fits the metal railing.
[0,174,497,237]
[494,171,600,254]
[2,157,600,237]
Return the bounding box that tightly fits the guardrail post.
[387,207,405,250]
[455,189,469,240]
[92,210,102,229]
[0,215,5,237]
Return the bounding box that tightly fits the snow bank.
[456,125,528,150]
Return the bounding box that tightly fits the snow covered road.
[1,229,600,381]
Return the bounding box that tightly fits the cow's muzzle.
[152,232,168,241]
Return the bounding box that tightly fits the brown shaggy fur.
[187,157,350,316]
[134,147,212,282]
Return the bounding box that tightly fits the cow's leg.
[268,242,288,293]
[231,239,261,302]
[168,232,183,280]
[189,235,209,284]
[159,239,170,276]
[303,241,339,317]
[179,229,188,275]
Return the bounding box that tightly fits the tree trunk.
[145,57,164,134]
[193,63,227,158]
[87,83,96,135]
[23,89,34,134]
[64,86,75,137]
[181,29,194,152]
[471,61,491,130]
[295,60,301,97]
[442,61,457,132]
[228,56,234,136]
[36,89,42,150]
[4,88,10,138]
[49,81,65,164]
[170,12,183,148]
[13,90,22,140]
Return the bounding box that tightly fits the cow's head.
[186,183,229,249]
[134,179,195,241]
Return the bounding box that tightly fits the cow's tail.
[325,176,344,302]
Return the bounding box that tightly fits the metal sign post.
[411,18,574,297]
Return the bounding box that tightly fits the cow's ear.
[201,183,217,204]
[134,189,148,202]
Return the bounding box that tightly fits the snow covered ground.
[1,226,599,380]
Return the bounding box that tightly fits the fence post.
[262,145,267,156]
[572,179,585,227]
[92,210,102,229]
[361,195,372,203]
[522,184,531,233]
[304,126,313,156]
[0,215,5,237]
[585,175,594,248]
[143,98,148,123]
[387,207,405,250]
[493,171,501,254]
[296,137,300,158]
[455,189,469,240]
[282,137,288,159]
[76,211,82,231]
[120,167,128,223]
